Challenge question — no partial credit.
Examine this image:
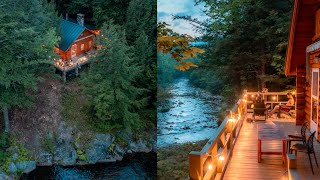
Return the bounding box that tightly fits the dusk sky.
[157,0,208,37]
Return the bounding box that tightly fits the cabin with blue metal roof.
[54,14,98,81]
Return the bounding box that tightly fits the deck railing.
[189,91,247,180]
[188,91,295,180]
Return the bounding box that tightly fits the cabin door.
[310,68,319,134]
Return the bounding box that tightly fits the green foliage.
[178,0,295,101]
[0,0,60,131]
[41,134,55,154]
[76,149,88,161]
[82,22,146,131]
[107,143,116,154]
[0,133,9,166]
[115,136,129,148]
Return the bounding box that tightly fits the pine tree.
[82,22,145,131]
[0,0,59,133]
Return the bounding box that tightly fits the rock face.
[54,122,77,165]
[15,161,36,173]
[129,139,152,153]
[0,171,13,180]
[87,134,114,164]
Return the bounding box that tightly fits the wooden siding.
[296,66,306,125]
[285,0,319,75]
[224,114,320,179]
[58,29,94,61]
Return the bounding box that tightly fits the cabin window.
[71,44,77,58]
[89,41,92,48]
[81,44,84,51]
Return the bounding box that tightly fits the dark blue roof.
[59,20,85,51]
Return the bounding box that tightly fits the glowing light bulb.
[208,164,213,170]
[273,96,276,100]
[251,95,255,98]
[219,156,224,161]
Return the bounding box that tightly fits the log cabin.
[54,14,99,81]
[285,0,320,141]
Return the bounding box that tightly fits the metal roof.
[59,20,85,51]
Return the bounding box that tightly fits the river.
[157,78,222,148]
[21,153,156,180]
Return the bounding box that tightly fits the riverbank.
[157,140,207,179]
[0,76,156,179]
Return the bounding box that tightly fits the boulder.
[129,139,152,153]
[8,163,17,174]
[15,161,36,173]
[0,171,13,180]
[86,134,114,164]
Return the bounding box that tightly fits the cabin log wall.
[296,66,306,125]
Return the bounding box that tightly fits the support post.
[76,64,79,76]
[63,71,66,83]
[189,151,203,180]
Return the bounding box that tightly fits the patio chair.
[252,100,268,121]
[286,122,308,152]
[290,131,318,174]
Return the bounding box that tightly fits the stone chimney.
[77,13,84,26]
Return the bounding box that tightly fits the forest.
[0,0,156,177]
[159,0,295,102]
[157,0,296,178]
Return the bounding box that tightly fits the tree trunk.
[2,106,9,133]
[260,59,266,90]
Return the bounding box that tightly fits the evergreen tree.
[125,0,156,44]
[0,0,59,132]
[82,22,145,131]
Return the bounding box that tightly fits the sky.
[157,0,209,38]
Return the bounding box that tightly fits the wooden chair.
[290,131,318,174]
[252,100,268,121]
[287,122,308,152]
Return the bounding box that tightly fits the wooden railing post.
[189,151,203,180]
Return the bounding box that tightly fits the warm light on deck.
[273,96,276,100]
[208,164,213,170]
[219,156,224,161]
[251,95,255,98]
[244,94,247,97]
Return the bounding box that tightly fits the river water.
[21,153,156,180]
[157,78,222,148]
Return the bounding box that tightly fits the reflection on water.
[157,78,221,148]
[21,153,156,180]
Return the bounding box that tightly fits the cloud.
[157,0,208,37]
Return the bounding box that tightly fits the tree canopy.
[0,0,59,132]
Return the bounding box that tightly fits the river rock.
[0,171,13,180]
[129,139,152,153]
[8,163,17,174]
[38,152,53,165]
[15,161,36,173]
[87,134,114,164]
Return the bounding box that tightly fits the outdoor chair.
[286,122,308,153]
[290,131,318,174]
[252,100,268,121]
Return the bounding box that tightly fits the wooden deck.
[224,113,320,180]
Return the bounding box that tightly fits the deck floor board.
[224,113,320,180]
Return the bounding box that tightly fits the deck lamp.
[273,96,276,100]
[217,155,224,173]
